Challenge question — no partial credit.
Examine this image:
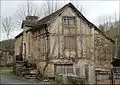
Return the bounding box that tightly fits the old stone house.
[14,3,114,84]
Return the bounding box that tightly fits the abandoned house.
[14,3,114,84]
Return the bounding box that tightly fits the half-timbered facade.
[14,3,114,84]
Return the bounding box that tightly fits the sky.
[0,0,119,41]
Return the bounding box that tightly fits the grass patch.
[0,71,18,78]
[0,69,21,78]
[1,72,13,77]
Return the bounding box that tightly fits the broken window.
[63,16,75,26]
[64,36,76,50]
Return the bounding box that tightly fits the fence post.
[95,72,97,85]
[111,68,114,85]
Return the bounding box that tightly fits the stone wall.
[94,30,114,68]
[0,50,13,66]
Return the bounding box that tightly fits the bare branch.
[42,0,60,17]
[15,1,40,25]
[1,16,13,39]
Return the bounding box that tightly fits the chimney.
[21,16,39,28]
[26,16,38,21]
[21,16,38,28]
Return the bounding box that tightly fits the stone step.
[16,61,25,63]
[24,74,37,79]
[21,68,37,74]
[23,71,38,79]
[15,61,38,79]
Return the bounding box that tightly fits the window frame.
[55,64,73,75]
[62,16,76,26]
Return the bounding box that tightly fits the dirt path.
[0,67,50,84]
[0,67,34,84]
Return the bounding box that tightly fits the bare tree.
[41,0,60,17]
[16,0,40,25]
[115,17,120,58]
[1,16,13,39]
[70,0,86,15]
[41,1,85,18]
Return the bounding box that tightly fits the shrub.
[67,76,86,85]
[6,63,13,67]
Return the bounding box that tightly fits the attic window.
[63,16,75,26]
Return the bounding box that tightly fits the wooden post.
[95,72,97,85]
[111,68,114,85]
[58,22,60,58]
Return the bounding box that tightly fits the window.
[56,65,65,74]
[55,64,73,75]
[63,16,75,26]
[64,36,76,49]
[67,66,73,74]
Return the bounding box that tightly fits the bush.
[6,63,13,67]
[67,76,86,85]
[55,74,63,84]
[0,64,5,67]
